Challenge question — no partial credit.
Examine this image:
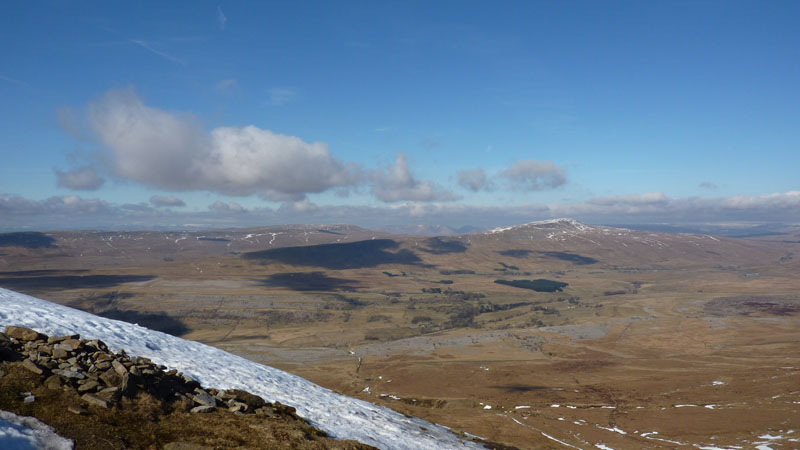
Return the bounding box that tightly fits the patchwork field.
[1,220,799,449]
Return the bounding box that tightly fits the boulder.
[81,393,110,409]
[99,369,122,387]
[4,326,43,341]
[192,390,216,407]
[44,375,63,390]
[226,389,267,410]
[67,406,88,415]
[190,405,215,414]
[78,380,100,392]
[22,358,44,375]
[53,369,84,380]
[51,348,69,359]
[112,359,128,376]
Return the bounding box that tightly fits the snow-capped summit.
[0,288,482,450]
[486,218,595,234]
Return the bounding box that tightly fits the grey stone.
[53,369,85,380]
[112,359,128,376]
[95,361,111,370]
[68,406,88,415]
[99,369,121,387]
[22,358,43,375]
[53,343,73,353]
[78,380,100,392]
[190,405,215,414]
[192,391,216,407]
[81,393,109,409]
[62,339,82,351]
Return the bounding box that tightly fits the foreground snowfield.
[0,411,73,450]
[0,288,482,449]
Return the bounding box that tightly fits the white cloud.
[279,198,319,213]
[457,168,490,192]
[371,153,460,203]
[209,200,246,213]
[4,191,800,232]
[0,194,111,217]
[499,159,566,190]
[54,166,105,191]
[86,88,361,198]
[149,195,186,207]
[267,88,295,106]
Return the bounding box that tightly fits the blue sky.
[1,1,799,230]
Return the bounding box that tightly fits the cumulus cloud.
[498,159,566,191]
[85,88,361,199]
[457,168,490,192]
[54,166,105,191]
[209,200,246,213]
[279,198,319,213]
[149,195,186,208]
[371,153,460,203]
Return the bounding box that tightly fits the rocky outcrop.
[0,325,302,418]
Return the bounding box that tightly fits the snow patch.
[0,410,73,450]
[596,425,627,435]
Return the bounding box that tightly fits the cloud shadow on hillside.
[258,272,360,292]
[243,239,422,269]
[419,237,468,255]
[0,232,57,249]
[0,274,156,290]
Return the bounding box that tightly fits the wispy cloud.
[54,166,106,191]
[217,6,227,30]
[267,88,295,106]
[129,39,184,65]
[0,74,29,87]
[215,78,237,92]
[699,181,718,190]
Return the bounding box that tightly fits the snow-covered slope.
[0,288,482,450]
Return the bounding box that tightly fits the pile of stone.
[0,325,301,420]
